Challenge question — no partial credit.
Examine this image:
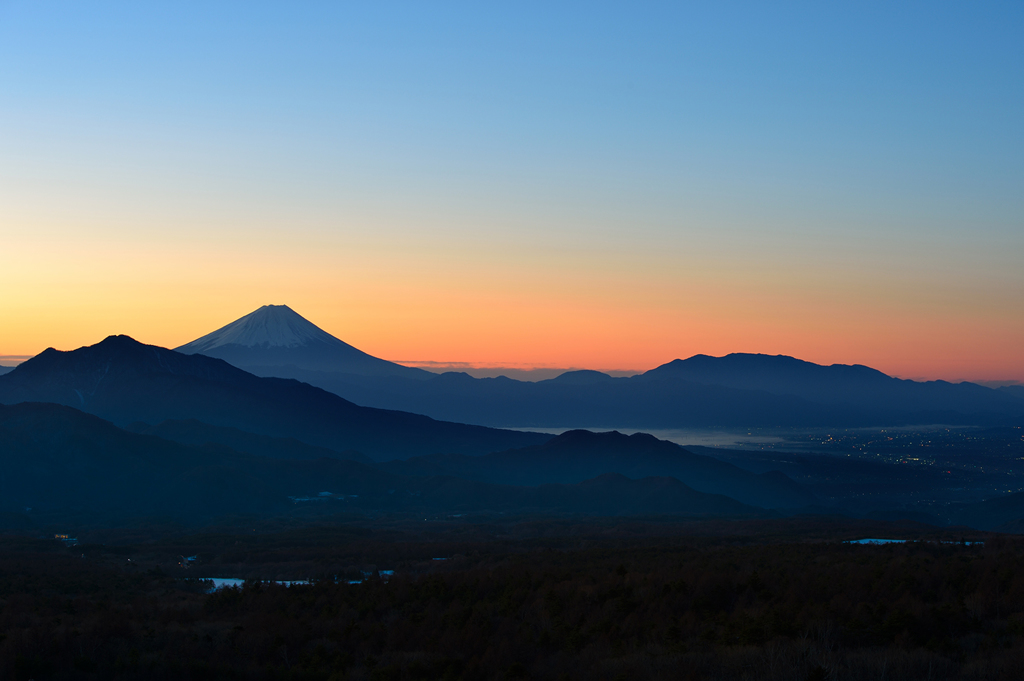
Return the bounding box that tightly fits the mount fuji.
[177,305,1024,429]
[176,305,430,379]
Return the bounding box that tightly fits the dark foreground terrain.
[2,517,1023,681]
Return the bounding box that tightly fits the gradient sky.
[2,2,1022,382]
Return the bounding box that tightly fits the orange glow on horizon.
[2,277,1021,383]
[3,2,1023,386]
[3,205,1021,383]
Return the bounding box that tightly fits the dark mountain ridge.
[177,306,1024,429]
[646,353,1023,415]
[0,402,760,525]
[1001,385,1024,401]
[0,402,303,521]
[382,429,816,509]
[0,335,547,460]
[124,419,371,464]
[270,364,1023,429]
[260,366,863,428]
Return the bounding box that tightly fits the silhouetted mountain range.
[180,307,1024,428]
[12,400,1024,531]
[645,354,1022,416]
[381,430,815,509]
[254,363,1024,429]
[0,335,546,460]
[0,402,312,522]
[0,365,13,377]
[0,335,818,518]
[0,403,761,525]
[5,310,1023,532]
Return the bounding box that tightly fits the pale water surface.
[515,427,782,448]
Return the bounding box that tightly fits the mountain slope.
[1001,385,1024,402]
[644,353,1022,415]
[258,367,866,428]
[265,356,1024,428]
[381,429,817,509]
[0,402,311,521]
[125,419,371,463]
[176,304,429,379]
[0,403,760,525]
[0,335,548,460]
[175,308,1024,429]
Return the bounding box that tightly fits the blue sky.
[2,1,1022,380]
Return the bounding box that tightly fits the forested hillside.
[2,526,1021,680]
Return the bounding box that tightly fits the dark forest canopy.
[0,519,1018,681]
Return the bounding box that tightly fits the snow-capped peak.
[177,305,343,353]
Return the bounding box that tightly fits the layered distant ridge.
[175,306,1024,429]
[0,334,547,460]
